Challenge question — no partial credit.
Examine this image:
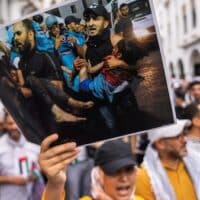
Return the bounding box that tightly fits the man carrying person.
[76,4,140,136]
[135,120,200,200]
[79,38,145,103]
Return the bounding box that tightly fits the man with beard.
[13,19,88,130]
[119,3,130,18]
[0,114,43,200]
[116,3,133,40]
[76,5,140,136]
[135,120,200,200]
[75,5,123,136]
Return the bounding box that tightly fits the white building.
[0,0,64,24]
[152,0,200,80]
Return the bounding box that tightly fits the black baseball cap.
[65,15,77,25]
[83,4,110,20]
[95,139,136,175]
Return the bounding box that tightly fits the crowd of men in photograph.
[0,3,148,143]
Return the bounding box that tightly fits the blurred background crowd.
[0,0,200,200]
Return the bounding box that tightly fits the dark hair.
[117,39,147,66]
[33,15,43,24]
[120,3,129,10]
[182,103,200,120]
[21,19,34,32]
[188,81,200,90]
[175,87,185,100]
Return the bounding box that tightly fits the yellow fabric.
[135,161,197,200]
[135,195,145,200]
[80,195,144,200]
[41,192,143,200]
[41,190,65,200]
[80,197,92,200]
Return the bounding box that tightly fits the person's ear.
[28,30,34,41]
[99,167,104,185]
[103,20,109,29]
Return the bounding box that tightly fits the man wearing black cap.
[39,136,144,200]
[77,4,140,137]
[75,5,123,137]
[81,4,114,65]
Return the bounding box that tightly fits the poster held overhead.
[0,0,175,146]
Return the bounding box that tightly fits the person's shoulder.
[135,164,151,191]
[135,164,153,199]
[80,196,93,200]
[137,164,149,178]
[134,195,145,200]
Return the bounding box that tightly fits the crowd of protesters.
[0,2,199,200]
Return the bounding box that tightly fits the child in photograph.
[79,39,146,103]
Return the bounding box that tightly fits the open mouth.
[88,27,96,32]
[116,185,131,196]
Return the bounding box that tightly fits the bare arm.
[17,69,25,86]
[75,44,87,58]
[39,134,80,200]
[67,37,87,58]
[88,61,104,74]
[0,176,29,185]
[104,56,130,70]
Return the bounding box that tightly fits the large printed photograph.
[0,0,174,145]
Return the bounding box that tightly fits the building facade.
[0,0,64,24]
[153,0,200,80]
